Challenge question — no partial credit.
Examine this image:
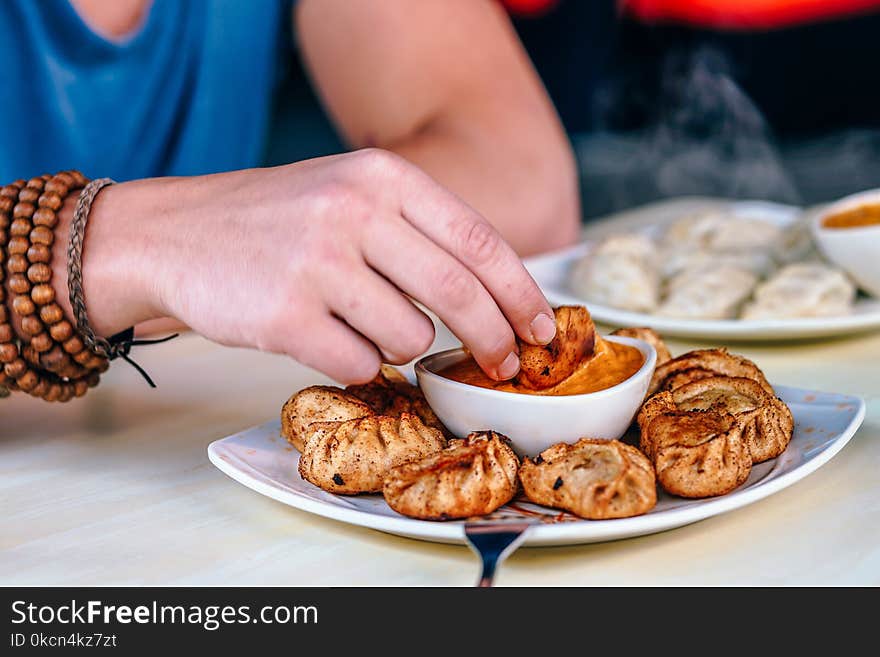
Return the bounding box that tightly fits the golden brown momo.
[669,376,793,463]
[281,386,373,452]
[383,431,519,520]
[519,439,657,519]
[517,306,596,389]
[298,413,446,494]
[648,348,773,397]
[345,365,447,435]
[344,365,411,413]
[637,392,752,498]
[611,327,672,365]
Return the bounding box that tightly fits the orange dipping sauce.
[823,204,880,229]
[438,339,644,396]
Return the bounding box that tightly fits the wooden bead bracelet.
[1,171,175,401]
[0,171,104,401]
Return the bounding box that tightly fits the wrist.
[51,179,167,338]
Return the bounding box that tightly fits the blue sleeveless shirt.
[0,0,289,182]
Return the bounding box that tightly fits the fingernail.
[497,352,520,380]
[530,313,557,344]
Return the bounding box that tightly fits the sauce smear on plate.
[439,339,644,396]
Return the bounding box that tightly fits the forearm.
[46,169,277,344]
[4,153,559,392]
[388,117,580,257]
[8,168,290,362]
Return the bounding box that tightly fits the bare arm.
[295,0,580,256]
[31,151,556,384]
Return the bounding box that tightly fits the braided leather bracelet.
[67,178,177,387]
[67,178,116,358]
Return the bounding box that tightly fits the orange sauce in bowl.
[823,204,880,229]
[437,339,644,396]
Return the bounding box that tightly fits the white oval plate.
[525,200,880,340]
[208,385,865,546]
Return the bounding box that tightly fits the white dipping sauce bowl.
[811,188,880,298]
[415,336,656,457]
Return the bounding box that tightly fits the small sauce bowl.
[811,189,880,298]
[415,336,657,456]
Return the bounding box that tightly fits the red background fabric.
[621,0,880,30]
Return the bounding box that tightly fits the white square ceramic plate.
[524,201,880,340]
[208,385,865,546]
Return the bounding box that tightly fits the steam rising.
[579,46,802,215]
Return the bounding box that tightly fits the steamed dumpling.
[772,215,819,264]
[741,263,855,319]
[592,233,658,261]
[569,234,660,312]
[707,218,782,252]
[662,211,729,249]
[663,211,782,253]
[657,265,758,319]
[660,248,776,279]
[661,212,781,281]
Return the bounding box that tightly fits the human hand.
[73,149,557,383]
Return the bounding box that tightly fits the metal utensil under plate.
[463,521,532,587]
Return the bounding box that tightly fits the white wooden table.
[2,201,879,586]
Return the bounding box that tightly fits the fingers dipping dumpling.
[516,306,596,389]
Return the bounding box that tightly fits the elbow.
[512,146,581,257]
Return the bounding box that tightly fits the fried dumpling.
[519,439,657,519]
[298,413,446,494]
[517,306,596,390]
[657,264,758,319]
[649,348,773,397]
[611,327,672,365]
[281,386,373,452]
[638,393,752,498]
[741,263,855,320]
[670,376,793,463]
[344,365,411,413]
[383,431,519,520]
[569,234,660,312]
[345,365,447,434]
